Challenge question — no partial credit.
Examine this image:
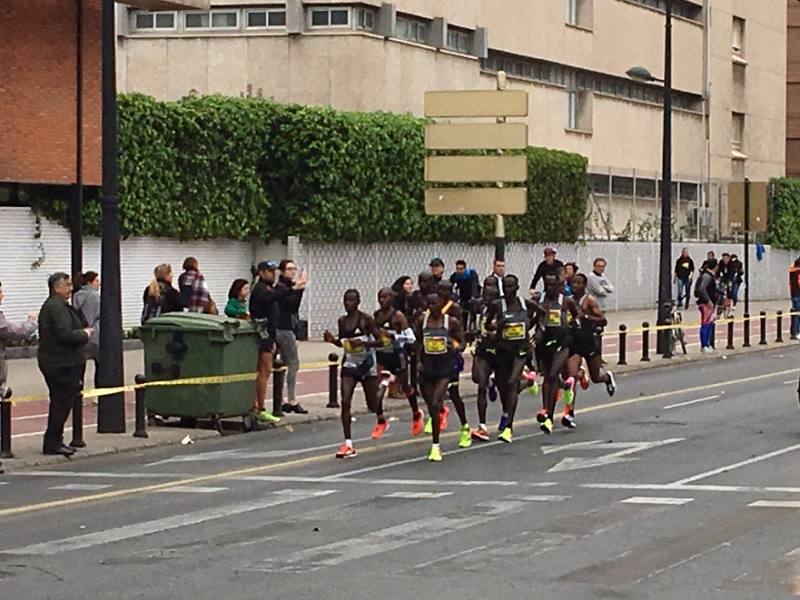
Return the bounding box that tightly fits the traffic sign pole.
[744,177,750,316]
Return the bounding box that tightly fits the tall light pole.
[627,0,673,356]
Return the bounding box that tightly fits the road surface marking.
[0,489,337,556]
[670,441,800,486]
[584,483,800,494]
[155,486,228,494]
[663,395,719,410]
[2,365,797,519]
[12,471,183,479]
[547,439,684,473]
[238,475,551,488]
[630,542,731,585]
[245,497,533,573]
[748,500,800,509]
[382,491,452,499]
[509,494,570,502]
[49,484,113,492]
[621,496,694,506]
[413,544,490,569]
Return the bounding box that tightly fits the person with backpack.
[142,264,183,324]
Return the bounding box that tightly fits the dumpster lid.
[141,313,251,332]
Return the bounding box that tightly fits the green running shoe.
[528,381,540,396]
[256,410,281,424]
[459,424,472,448]
[428,445,443,462]
[499,427,513,443]
[540,418,553,435]
[423,416,433,435]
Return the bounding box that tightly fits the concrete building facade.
[116,0,787,241]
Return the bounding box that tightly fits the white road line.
[510,494,571,502]
[0,489,337,556]
[583,482,800,494]
[621,496,694,506]
[382,491,452,499]
[0,482,8,486]
[245,497,534,573]
[155,486,228,494]
[662,395,719,410]
[749,500,800,509]
[670,441,800,486]
[11,471,184,480]
[784,380,797,385]
[237,475,552,488]
[413,544,490,569]
[49,484,113,492]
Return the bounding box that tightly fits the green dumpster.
[139,313,258,420]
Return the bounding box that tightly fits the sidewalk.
[2,299,794,472]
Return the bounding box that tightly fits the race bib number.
[424,336,448,355]
[547,309,562,326]
[343,339,366,354]
[502,323,526,341]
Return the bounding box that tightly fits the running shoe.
[371,421,390,440]
[536,409,548,424]
[335,443,357,459]
[471,427,490,442]
[439,405,450,432]
[578,368,590,390]
[540,417,554,435]
[411,410,425,436]
[488,378,498,402]
[605,371,617,397]
[428,446,443,462]
[498,414,509,432]
[561,413,577,429]
[423,416,433,435]
[563,377,575,406]
[459,424,472,448]
[499,427,513,443]
[525,371,540,396]
[256,410,281,424]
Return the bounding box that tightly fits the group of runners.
[323,260,617,462]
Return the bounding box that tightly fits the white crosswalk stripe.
[381,491,452,499]
[49,484,113,492]
[621,496,694,506]
[155,486,228,494]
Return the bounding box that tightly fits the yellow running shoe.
[428,445,443,462]
[540,417,553,435]
[458,424,472,448]
[423,417,433,435]
[499,427,513,443]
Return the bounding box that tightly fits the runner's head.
[378,287,395,310]
[482,277,499,302]
[427,292,444,316]
[343,289,360,313]
[418,271,433,294]
[572,273,588,296]
[544,273,561,297]
[437,280,454,300]
[502,274,520,298]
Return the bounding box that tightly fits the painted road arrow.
[546,438,685,473]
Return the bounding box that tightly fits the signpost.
[728,180,769,316]
[424,72,529,261]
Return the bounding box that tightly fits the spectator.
[586,257,615,309]
[530,247,564,292]
[179,257,216,314]
[72,271,101,387]
[224,279,251,319]
[729,254,744,306]
[696,260,719,353]
[563,262,579,297]
[673,248,695,309]
[391,276,414,314]
[450,259,481,330]
[142,264,183,323]
[789,257,800,340]
[275,259,309,414]
[38,273,91,456]
[429,258,445,285]
[701,250,716,272]
[490,258,506,298]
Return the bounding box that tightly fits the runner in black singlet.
[470,277,500,442]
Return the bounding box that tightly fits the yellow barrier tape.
[621,310,800,334]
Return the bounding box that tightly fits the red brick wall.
[0,0,102,186]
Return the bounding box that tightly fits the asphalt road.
[2,348,800,599]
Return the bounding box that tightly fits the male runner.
[415,293,467,462]
[432,280,468,436]
[470,278,500,442]
[374,287,424,436]
[324,290,384,459]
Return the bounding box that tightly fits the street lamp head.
[626,66,656,83]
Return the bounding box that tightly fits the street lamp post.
[627,0,673,356]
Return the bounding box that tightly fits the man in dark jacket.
[38,273,91,456]
[530,247,564,293]
[275,260,309,414]
[450,259,480,330]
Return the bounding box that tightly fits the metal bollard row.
[1,388,12,459]
[641,322,650,362]
[327,353,339,409]
[617,325,627,366]
[133,374,148,439]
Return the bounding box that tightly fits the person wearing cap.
[530,248,564,293]
[249,261,295,424]
[429,258,445,285]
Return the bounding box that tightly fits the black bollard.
[759,311,768,345]
[70,390,86,448]
[272,360,286,417]
[409,347,418,390]
[641,322,651,362]
[710,320,716,349]
[618,325,628,366]
[133,374,148,438]
[743,314,751,347]
[777,311,784,343]
[0,388,12,459]
[327,353,339,408]
[726,319,735,350]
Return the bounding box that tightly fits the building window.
[185,12,210,29]
[731,112,745,153]
[624,0,703,23]
[732,16,746,61]
[589,174,610,195]
[356,8,375,31]
[396,17,428,43]
[246,9,287,29]
[446,27,471,53]
[310,7,351,28]
[133,11,176,30]
[186,10,239,30]
[566,0,592,29]
[566,90,592,131]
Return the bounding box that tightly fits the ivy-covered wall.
[770,178,800,250]
[33,94,588,243]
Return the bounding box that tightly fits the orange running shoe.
[579,368,590,390]
[439,405,450,432]
[471,427,490,442]
[335,443,357,459]
[371,420,390,439]
[411,410,425,436]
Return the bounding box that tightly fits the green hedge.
[770,178,800,250]
[33,94,588,243]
